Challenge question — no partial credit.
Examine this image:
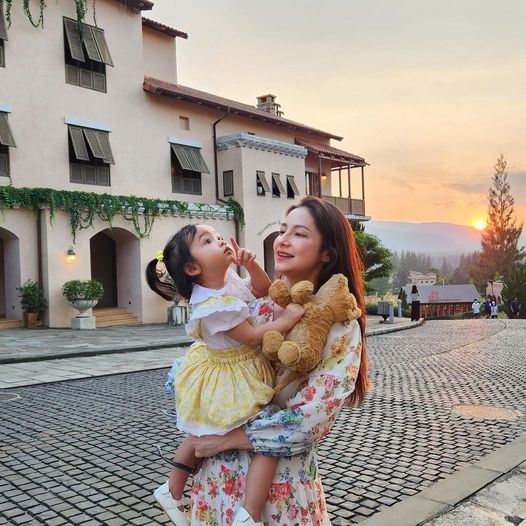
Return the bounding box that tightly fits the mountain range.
[364,221,526,259]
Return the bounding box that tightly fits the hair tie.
[156,250,164,262]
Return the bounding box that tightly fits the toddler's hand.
[282,303,305,327]
[230,237,257,268]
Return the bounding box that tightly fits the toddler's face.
[189,225,234,270]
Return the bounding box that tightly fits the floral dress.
[190,296,363,525]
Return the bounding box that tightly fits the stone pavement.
[0,315,417,365]
[0,319,525,525]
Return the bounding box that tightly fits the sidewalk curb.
[367,318,424,336]
[359,433,526,526]
[0,339,194,365]
[0,318,422,365]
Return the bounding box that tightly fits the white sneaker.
[153,481,189,525]
[232,507,263,526]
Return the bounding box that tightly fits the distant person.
[491,301,498,319]
[484,297,492,319]
[408,285,421,321]
[510,297,521,319]
[471,299,480,319]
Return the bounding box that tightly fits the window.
[63,18,113,93]
[271,173,285,198]
[179,116,190,130]
[0,2,7,68]
[68,125,114,186]
[0,112,16,177]
[171,144,209,195]
[223,170,234,197]
[256,171,270,196]
[286,175,300,199]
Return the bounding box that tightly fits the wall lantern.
[66,246,77,262]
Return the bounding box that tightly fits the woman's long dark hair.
[145,224,198,301]
[286,196,369,406]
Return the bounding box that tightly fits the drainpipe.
[212,110,239,244]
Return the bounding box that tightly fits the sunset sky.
[150,0,526,228]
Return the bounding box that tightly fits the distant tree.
[473,155,525,285]
[368,276,390,296]
[450,267,470,284]
[502,264,526,319]
[354,231,393,293]
[440,258,453,277]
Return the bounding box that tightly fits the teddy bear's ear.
[269,280,292,308]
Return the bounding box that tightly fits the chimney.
[256,94,283,117]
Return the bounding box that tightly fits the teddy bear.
[262,273,361,394]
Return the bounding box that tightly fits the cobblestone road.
[1,320,525,525]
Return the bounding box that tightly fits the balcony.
[322,195,365,216]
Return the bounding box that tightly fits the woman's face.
[273,206,329,285]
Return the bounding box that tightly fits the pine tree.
[476,155,525,281]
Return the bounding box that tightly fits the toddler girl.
[146,224,303,526]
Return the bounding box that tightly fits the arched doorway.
[90,231,117,307]
[0,227,21,321]
[89,228,142,321]
[263,232,279,280]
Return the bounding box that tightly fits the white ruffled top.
[185,268,255,350]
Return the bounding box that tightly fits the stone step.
[0,318,23,329]
[93,307,140,327]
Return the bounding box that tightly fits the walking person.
[484,297,492,319]
[510,297,521,319]
[471,299,481,319]
[491,301,498,319]
[408,284,421,322]
[174,196,368,525]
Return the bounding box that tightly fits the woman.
[408,284,420,322]
[187,196,368,525]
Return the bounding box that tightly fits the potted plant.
[62,279,104,317]
[17,280,48,328]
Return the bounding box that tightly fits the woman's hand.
[190,428,254,457]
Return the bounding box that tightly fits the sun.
[473,219,487,231]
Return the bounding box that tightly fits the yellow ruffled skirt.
[174,341,275,436]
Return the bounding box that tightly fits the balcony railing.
[322,195,365,216]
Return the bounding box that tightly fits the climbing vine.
[0,187,241,242]
[2,0,97,29]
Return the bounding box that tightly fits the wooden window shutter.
[91,27,113,66]
[95,131,114,164]
[65,65,80,85]
[0,113,16,147]
[68,126,90,161]
[97,166,110,186]
[93,72,106,93]
[0,153,8,177]
[223,170,234,197]
[272,173,286,194]
[0,2,8,41]
[256,171,271,193]
[64,18,85,62]
[0,42,4,67]
[84,166,97,184]
[70,164,84,183]
[83,128,105,159]
[287,175,300,196]
[79,69,93,89]
[171,144,193,171]
[82,26,103,62]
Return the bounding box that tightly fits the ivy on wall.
[0,186,244,242]
[2,0,97,30]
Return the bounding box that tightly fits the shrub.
[17,280,48,313]
[62,279,104,302]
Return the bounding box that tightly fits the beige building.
[0,0,369,328]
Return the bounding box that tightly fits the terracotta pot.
[23,312,38,328]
